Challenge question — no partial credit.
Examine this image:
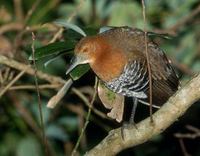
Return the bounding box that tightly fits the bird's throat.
[90,49,127,82]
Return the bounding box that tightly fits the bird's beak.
[66,55,88,75]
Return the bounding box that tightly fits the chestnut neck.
[89,37,127,82]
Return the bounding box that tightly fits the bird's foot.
[121,121,138,140]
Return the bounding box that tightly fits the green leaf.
[99,26,114,33]
[84,27,99,36]
[70,64,90,81]
[63,27,98,41]
[147,32,172,40]
[64,29,83,41]
[29,41,76,60]
[54,20,87,37]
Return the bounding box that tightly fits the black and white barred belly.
[105,60,149,99]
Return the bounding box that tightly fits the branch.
[49,0,85,43]
[0,55,65,84]
[0,55,108,120]
[0,67,27,97]
[174,125,200,139]
[9,84,61,90]
[0,22,23,35]
[14,0,24,22]
[85,74,200,156]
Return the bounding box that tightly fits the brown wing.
[101,26,179,105]
[146,42,179,105]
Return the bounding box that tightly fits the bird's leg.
[121,97,138,140]
[129,97,138,125]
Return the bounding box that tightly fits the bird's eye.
[82,46,88,53]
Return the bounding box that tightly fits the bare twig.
[13,0,41,52]
[174,132,200,139]
[0,23,53,37]
[174,125,200,139]
[32,32,48,156]
[178,139,191,156]
[65,103,112,132]
[72,77,98,156]
[49,28,64,43]
[85,74,200,156]
[78,105,87,150]
[0,55,108,120]
[186,125,200,134]
[174,125,199,156]
[24,0,41,24]
[72,87,110,120]
[141,0,153,122]
[9,84,61,90]
[14,0,24,21]
[49,0,85,43]
[0,67,28,98]
[0,55,66,84]
[0,22,23,35]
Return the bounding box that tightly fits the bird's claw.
[121,121,138,140]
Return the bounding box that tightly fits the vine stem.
[141,0,153,122]
[71,77,99,156]
[31,32,48,155]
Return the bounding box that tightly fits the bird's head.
[66,36,106,75]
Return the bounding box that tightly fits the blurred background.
[0,0,200,155]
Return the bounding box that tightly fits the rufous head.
[66,36,106,75]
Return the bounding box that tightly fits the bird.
[66,26,179,123]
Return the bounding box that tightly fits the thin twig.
[13,0,41,52]
[178,139,191,156]
[174,125,200,139]
[0,55,66,84]
[141,0,153,122]
[186,125,200,134]
[0,68,27,98]
[0,22,23,35]
[24,0,41,24]
[78,105,87,150]
[65,103,112,132]
[49,0,85,43]
[71,77,99,156]
[72,88,110,120]
[31,32,48,156]
[174,132,200,139]
[14,0,24,22]
[0,55,109,120]
[49,28,64,43]
[9,84,61,90]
